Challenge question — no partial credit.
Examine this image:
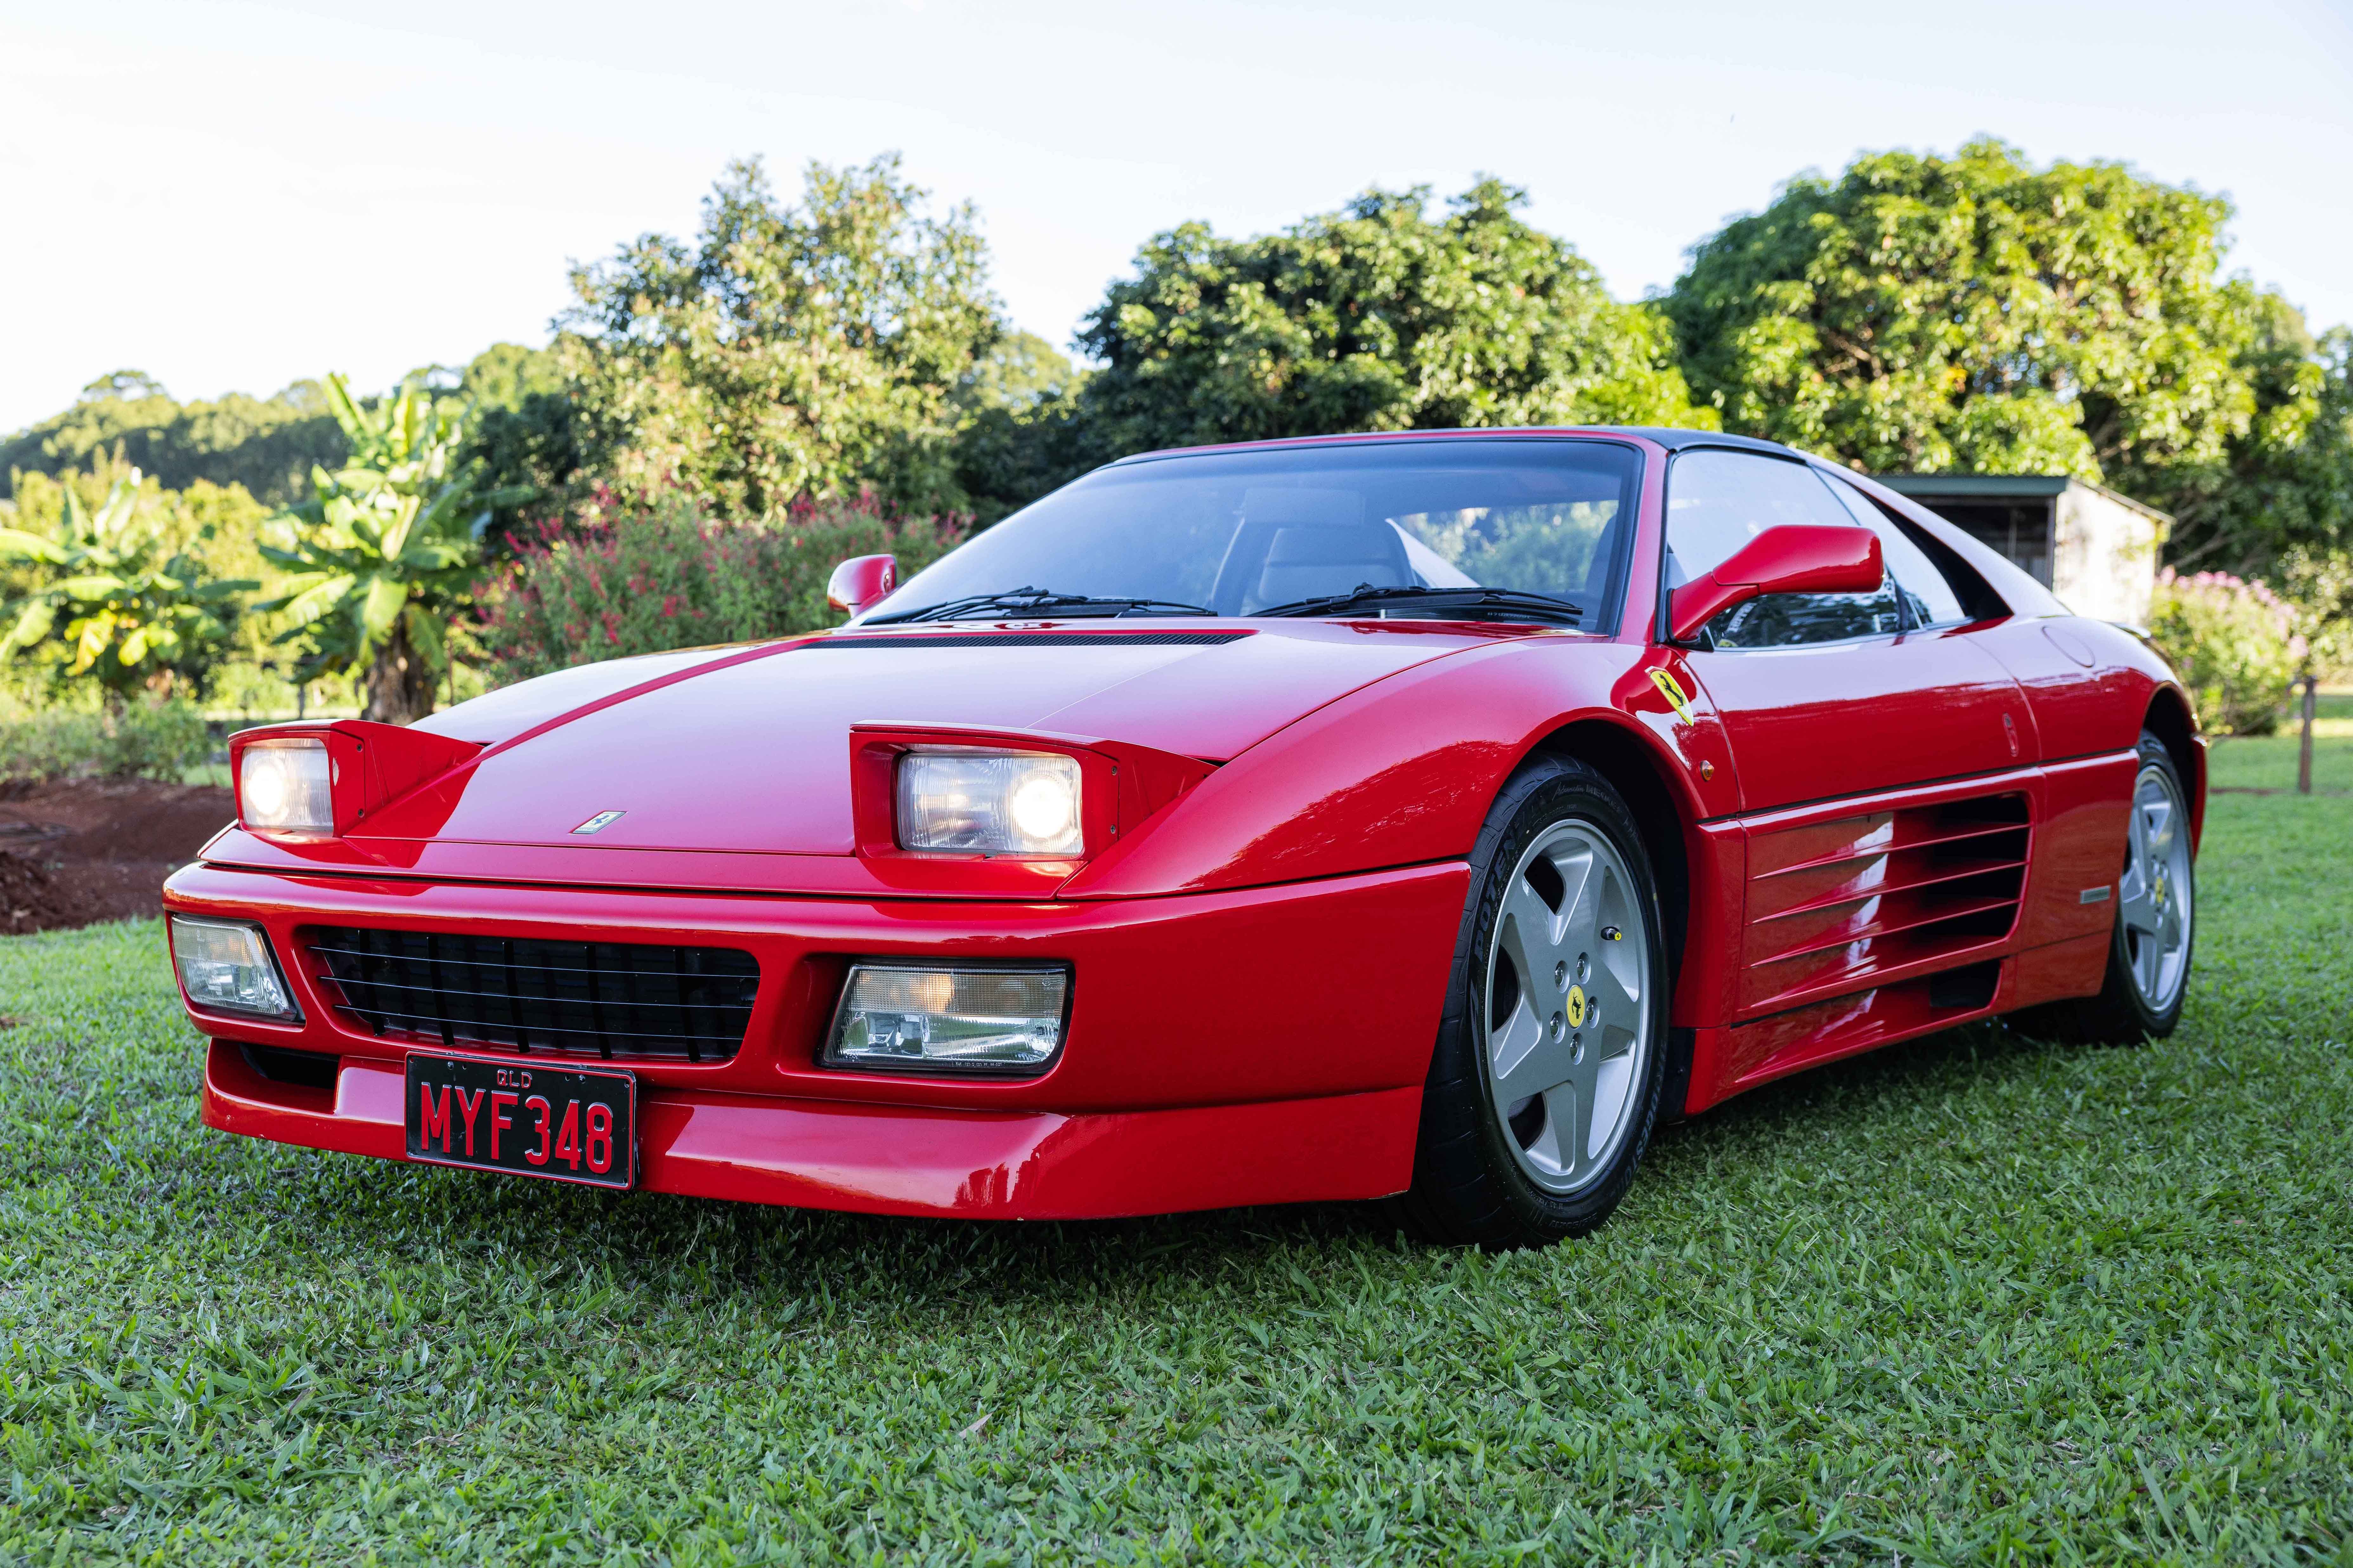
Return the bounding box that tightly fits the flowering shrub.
[2146,567,2304,735]
[479,489,965,686]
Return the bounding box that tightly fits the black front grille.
[306,926,759,1063]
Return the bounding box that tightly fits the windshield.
[876,438,1645,629]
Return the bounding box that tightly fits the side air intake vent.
[305,926,759,1063]
[1738,792,2031,1014]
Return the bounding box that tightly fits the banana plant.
[0,469,253,701]
[260,374,531,723]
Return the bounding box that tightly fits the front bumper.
[166,859,1466,1218]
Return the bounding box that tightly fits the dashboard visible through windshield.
[871,438,1644,631]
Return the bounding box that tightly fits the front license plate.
[405,1054,635,1190]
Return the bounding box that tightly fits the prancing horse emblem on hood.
[571,810,627,835]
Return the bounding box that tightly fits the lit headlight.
[896,749,1082,856]
[169,915,299,1019]
[239,737,331,833]
[825,965,1068,1072]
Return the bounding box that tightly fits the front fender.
[1060,638,1723,898]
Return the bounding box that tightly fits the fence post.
[2297,673,2317,796]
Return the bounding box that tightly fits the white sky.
[2,0,2349,435]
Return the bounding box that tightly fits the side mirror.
[1669,525,1883,643]
[826,554,898,617]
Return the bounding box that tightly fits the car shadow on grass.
[224,1012,2099,1323]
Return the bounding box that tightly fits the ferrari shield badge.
[1648,668,1697,727]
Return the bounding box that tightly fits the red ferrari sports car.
[166,427,2201,1247]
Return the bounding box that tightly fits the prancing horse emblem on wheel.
[1564,984,1588,1028]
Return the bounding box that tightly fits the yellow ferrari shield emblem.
[1649,667,1696,726]
[1565,984,1588,1028]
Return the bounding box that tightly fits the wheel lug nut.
[1576,954,1589,981]
[1549,1013,1564,1040]
[1554,960,1569,989]
[1570,1032,1585,1062]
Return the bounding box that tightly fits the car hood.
[381,622,1504,856]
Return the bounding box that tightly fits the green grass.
[2207,691,2353,795]
[4,729,2352,1564]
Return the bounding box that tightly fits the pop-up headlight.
[825,965,1068,1073]
[169,916,299,1019]
[238,736,332,833]
[896,749,1082,856]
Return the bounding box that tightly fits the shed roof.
[1873,473,2174,526]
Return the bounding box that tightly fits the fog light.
[239,737,332,833]
[897,749,1082,856]
[825,965,1067,1072]
[170,916,299,1019]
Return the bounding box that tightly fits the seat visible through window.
[1237,487,1410,610]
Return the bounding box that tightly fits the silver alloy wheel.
[1484,819,1652,1195]
[2117,760,2194,1012]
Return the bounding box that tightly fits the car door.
[1663,449,2042,1073]
[1664,449,2031,813]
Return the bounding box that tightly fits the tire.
[1392,754,1671,1248]
[2012,729,2196,1045]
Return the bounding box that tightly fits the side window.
[1665,450,1902,648]
[1817,474,1970,626]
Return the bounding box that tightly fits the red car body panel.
[166,427,2205,1219]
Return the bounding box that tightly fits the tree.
[1662,139,2318,486]
[1072,179,1714,461]
[260,376,527,724]
[558,154,1003,520]
[0,467,252,702]
[951,331,1093,523]
[2148,321,2351,583]
[1,373,347,506]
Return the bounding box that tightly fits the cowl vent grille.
[304,926,758,1063]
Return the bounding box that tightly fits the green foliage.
[5,767,2353,1558]
[2151,323,2353,598]
[0,372,346,507]
[453,341,567,411]
[560,155,1002,520]
[2147,566,2302,734]
[0,469,253,701]
[480,492,964,685]
[950,331,1093,523]
[1665,139,2316,484]
[259,377,527,723]
[2280,545,2353,678]
[459,399,582,552]
[1075,179,1716,461]
[0,694,211,782]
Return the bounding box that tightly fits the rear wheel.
[1393,756,1670,1248]
[2015,730,2195,1044]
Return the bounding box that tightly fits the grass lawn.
[4,720,2351,1565]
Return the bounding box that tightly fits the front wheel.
[1393,755,1671,1248]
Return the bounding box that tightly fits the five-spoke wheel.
[2117,757,2193,1013]
[1485,821,1652,1196]
[1396,755,1669,1247]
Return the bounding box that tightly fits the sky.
[2,0,2349,435]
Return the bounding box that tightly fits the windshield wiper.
[1255,584,1584,625]
[862,587,1217,625]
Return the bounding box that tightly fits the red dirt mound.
[0,778,235,935]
